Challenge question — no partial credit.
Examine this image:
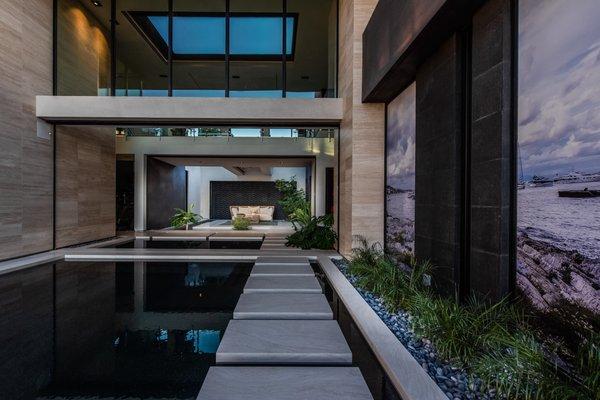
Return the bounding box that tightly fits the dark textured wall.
[0,265,54,400]
[362,0,487,102]
[210,181,285,220]
[469,0,514,299]
[414,34,464,296]
[147,157,187,229]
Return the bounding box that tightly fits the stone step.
[251,263,314,276]
[216,320,352,365]
[197,367,373,400]
[254,256,310,266]
[244,275,322,293]
[234,293,332,320]
[260,244,289,249]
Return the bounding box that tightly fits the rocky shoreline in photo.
[517,230,600,336]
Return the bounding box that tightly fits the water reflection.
[28,259,250,399]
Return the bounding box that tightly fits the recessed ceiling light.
[92,0,103,6]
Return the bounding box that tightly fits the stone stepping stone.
[254,256,310,266]
[216,320,352,365]
[244,275,322,293]
[197,367,373,400]
[234,293,332,320]
[251,263,314,276]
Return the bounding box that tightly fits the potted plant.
[170,204,201,230]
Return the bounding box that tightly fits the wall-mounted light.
[92,0,103,6]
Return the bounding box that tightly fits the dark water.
[0,260,251,400]
[113,239,263,250]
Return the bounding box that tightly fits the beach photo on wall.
[385,82,416,263]
[517,0,599,344]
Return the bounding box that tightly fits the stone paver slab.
[254,256,310,266]
[244,275,322,293]
[216,320,351,365]
[251,263,314,276]
[197,367,373,400]
[234,293,332,319]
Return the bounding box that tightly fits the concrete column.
[469,0,515,300]
[338,0,386,256]
[134,153,146,231]
[415,34,464,296]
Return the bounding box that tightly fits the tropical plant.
[232,215,251,230]
[275,178,310,219]
[170,204,200,228]
[285,210,337,250]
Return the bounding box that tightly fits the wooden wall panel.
[338,0,386,256]
[0,0,53,261]
[55,126,115,248]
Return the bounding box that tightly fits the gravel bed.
[332,258,495,400]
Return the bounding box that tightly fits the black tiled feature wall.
[210,181,286,220]
[415,34,464,297]
[469,0,514,300]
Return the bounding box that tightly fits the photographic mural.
[518,0,600,339]
[385,83,416,262]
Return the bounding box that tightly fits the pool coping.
[316,255,447,400]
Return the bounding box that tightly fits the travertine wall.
[55,126,116,248]
[338,0,385,256]
[57,0,110,95]
[0,0,53,261]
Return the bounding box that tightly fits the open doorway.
[145,156,314,231]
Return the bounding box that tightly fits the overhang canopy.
[362,0,486,103]
[36,96,343,125]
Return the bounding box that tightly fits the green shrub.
[170,204,201,228]
[275,178,310,219]
[232,216,251,230]
[346,237,595,400]
[285,210,337,250]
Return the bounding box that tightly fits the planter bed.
[332,258,494,400]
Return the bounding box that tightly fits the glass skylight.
[145,14,294,57]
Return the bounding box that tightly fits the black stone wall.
[415,34,464,296]
[469,0,514,299]
[210,181,286,220]
[146,157,187,229]
[377,0,516,301]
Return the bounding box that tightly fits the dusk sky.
[386,82,416,190]
[518,0,600,179]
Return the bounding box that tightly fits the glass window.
[517,0,600,356]
[230,16,293,56]
[172,0,226,97]
[385,83,416,264]
[286,0,337,98]
[173,16,226,55]
[57,0,111,95]
[229,0,282,97]
[116,0,169,96]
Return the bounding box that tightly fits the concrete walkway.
[197,256,374,400]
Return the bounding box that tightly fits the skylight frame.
[124,11,298,63]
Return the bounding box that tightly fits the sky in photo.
[518,0,600,179]
[386,82,416,190]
